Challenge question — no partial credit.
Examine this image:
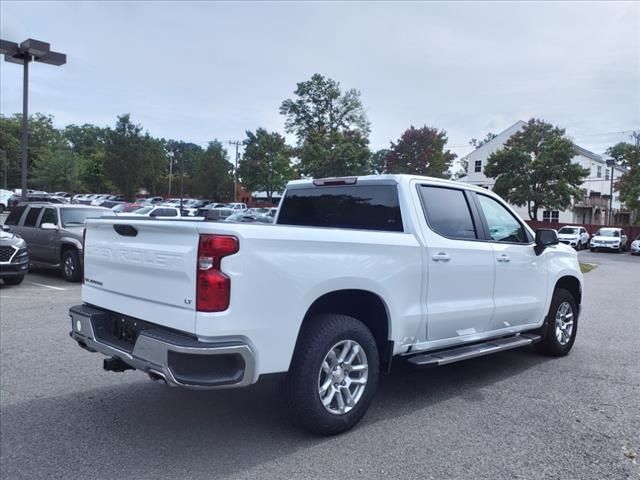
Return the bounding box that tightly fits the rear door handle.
[432,252,450,262]
[497,254,511,263]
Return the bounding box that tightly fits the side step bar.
[406,334,541,367]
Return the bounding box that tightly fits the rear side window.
[5,206,27,226]
[418,186,477,240]
[23,207,43,227]
[277,185,403,232]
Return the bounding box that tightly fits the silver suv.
[3,203,112,282]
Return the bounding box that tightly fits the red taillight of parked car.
[196,234,239,312]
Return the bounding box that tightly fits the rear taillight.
[196,234,239,312]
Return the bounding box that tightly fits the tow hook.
[103,356,135,372]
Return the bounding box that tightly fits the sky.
[1,1,639,159]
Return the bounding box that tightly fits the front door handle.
[432,252,450,262]
[497,253,511,263]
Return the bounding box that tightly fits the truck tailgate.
[82,219,199,333]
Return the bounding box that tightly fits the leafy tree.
[280,73,371,178]
[192,140,234,201]
[385,126,456,178]
[469,132,497,148]
[31,146,78,192]
[370,149,389,174]
[484,118,588,221]
[614,132,640,221]
[606,140,635,168]
[0,115,21,188]
[238,128,293,202]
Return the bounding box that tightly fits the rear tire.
[534,288,578,357]
[282,314,379,436]
[61,249,81,282]
[2,275,24,286]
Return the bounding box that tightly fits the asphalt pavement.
[1,252,639,480]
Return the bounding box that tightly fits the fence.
[525,220,640,242]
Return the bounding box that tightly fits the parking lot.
[1,251,639,480]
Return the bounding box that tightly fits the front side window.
[39,208,58,226]
[278,185,403,232]
[477,195,528,243]
[418,186,477,240]
[23,207,43,227]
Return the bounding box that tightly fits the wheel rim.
[64,254,75,278]
[555,301,574,346]
[317,339,368,415]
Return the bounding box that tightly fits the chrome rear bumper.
[69,304,256,389]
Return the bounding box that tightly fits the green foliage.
[615,132,640,221]
[192,140,234,201]
[31,146,78,192]
[484,118,588,220]
[280,73,371,178]
[385,126,456,178]
[469,132,497,149]
[0,115,21,187]
[238,128,293,201]
[370,149,389,174]
[606,140,634,168]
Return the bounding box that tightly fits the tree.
[280,73,371,178]
[370,149,389,174]
[484,119,588,221]
[192,140,234,201]
[385,126,456,178]
[606,140,635,168]
[104,114,158,199]
[469,132,497,148]
[31,146,78,192]
[615,132,640,221]
[238,128,293,202]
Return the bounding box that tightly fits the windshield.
[558,227,578,234]
[61,208,108,226]
[595,229,619,237]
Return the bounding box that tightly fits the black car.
[98,195,125,208]
[7,193,64,210]
[0,226,29,285]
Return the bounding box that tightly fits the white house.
[461,121,630,225]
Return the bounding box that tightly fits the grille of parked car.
[0,245,17,263]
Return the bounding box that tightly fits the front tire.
[2,275,24,286]
[535,288,578,357]
[61,249,81,282]
[283,314,379,435]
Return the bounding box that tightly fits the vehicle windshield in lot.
[61,208,108,227]
[558,227,579,234]
[595,229,619,237]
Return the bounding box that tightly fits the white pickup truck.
[70,174,583,435]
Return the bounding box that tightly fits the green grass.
[580,263,597,274]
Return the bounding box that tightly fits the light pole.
[229,140,242,202]
[167,151,174,197]
[0,38,66,201]
[606,159,615,225]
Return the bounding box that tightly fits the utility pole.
[167,151,174,197]
[606,158,615,225]
[229,140,242,203]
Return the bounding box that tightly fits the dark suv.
[3,203,112,282]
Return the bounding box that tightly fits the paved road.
[1,254,639,480]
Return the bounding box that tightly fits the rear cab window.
[417,186,477,240]
[277,183,404,232]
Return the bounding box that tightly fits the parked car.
[182,199,212,216]
[589,227,628,252]
[630,234,640,255]
[3,203,112,281]
[7,193,65,209]
[227,202,247,211]
[53,192,73,200]
[95,195,125,208]
[0,188,13,213]
[224,213,259,223]
[202,207,234,221]
[74,194,99,205]
[0,226,29,285]
[119,205,181,218]
[71,174,583,435]
[557,226,590,250]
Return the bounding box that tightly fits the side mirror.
[534,228,559,255]
[1,225,9,232]
[41,222,58,230]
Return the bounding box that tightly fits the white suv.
[557,226,589,250]
[590,227,628,253]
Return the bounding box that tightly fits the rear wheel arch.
[294,289,393,370]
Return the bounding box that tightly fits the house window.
[542,210,559,223]
[597,166,602,178]
[605,169,610,180]
[474,160,482,173]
